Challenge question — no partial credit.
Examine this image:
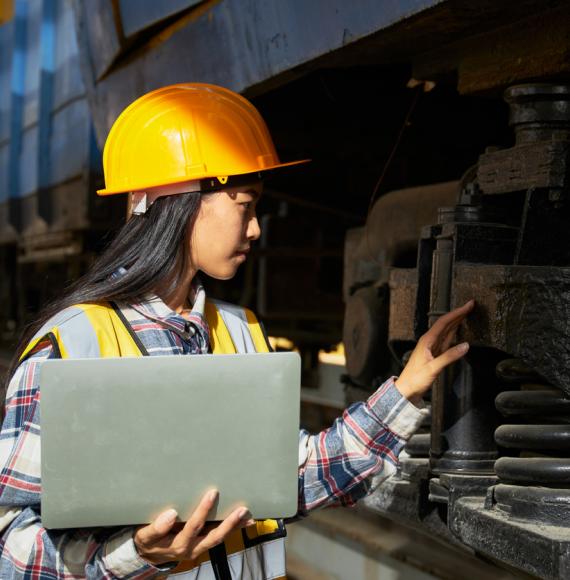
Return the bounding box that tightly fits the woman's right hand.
[134,490,253,566]
[395,300,475,405]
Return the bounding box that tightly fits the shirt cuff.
[103,528,159,578]
[365,376,429,441]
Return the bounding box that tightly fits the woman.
[0,83,473,579]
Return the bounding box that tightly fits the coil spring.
[494,359,570,485]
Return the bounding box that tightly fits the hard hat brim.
[97,159,311,196]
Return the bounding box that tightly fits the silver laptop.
[39,352,301,529]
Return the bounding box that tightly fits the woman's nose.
[247,216,261,241]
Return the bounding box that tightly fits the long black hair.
[4,192,202,399]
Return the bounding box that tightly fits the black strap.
[258,320,274,352]
[46,332,62,359]
[208,543,232,580]
[109,302,150,357]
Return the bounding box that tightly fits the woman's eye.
[240,202,252,210]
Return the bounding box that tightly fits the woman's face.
[190,182,262,280]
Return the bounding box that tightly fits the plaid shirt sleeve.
[0,343,160,579]
[297,376,428,515]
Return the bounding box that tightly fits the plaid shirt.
[0,289,427,579]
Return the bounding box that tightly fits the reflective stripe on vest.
[21,303,142,361]
[23,300,286,580]
[205,299,272,355]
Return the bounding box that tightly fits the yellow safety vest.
[22,299,287,580]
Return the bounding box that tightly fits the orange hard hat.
[97,83,309,201]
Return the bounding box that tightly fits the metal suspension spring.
[494,359,570,486]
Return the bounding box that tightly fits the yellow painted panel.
[0,0,14,25]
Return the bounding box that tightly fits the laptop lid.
[39,352,301,529]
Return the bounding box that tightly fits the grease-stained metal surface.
[72,0,446,147]
[344,82,570,579]
[454,264,570,395]
[342,182,458,387]
[343,182,458,301]
[118,0,203,38]
[450,493,570,580]
[71,0,562,151]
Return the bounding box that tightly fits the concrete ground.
[285,507,533,580]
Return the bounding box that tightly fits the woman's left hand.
[395,300,475,405]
